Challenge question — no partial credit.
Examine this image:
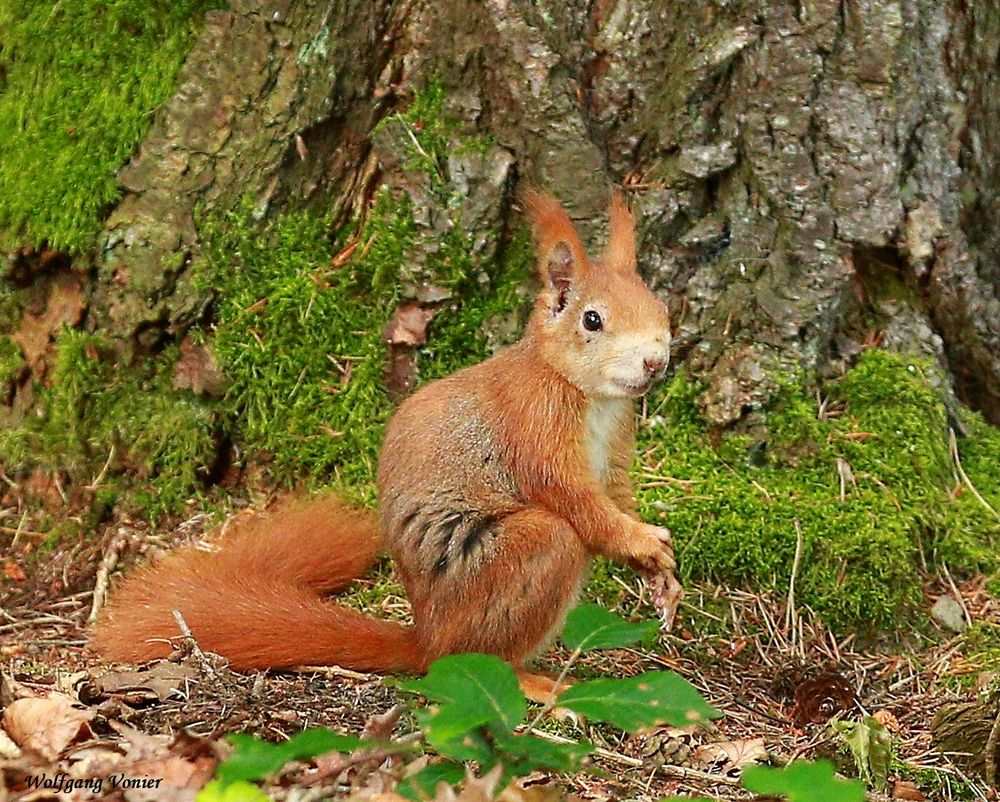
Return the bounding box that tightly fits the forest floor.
[1,498,997,802]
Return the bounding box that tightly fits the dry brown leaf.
[93,663,198,704]
[872,709,901,732]
[382,302,436,347]
[127,754,215,788]
[499,782,574,801]
[2,694,95,760]
[362,704,403,741]
[172,338,228,397]
[0,674,31,706]
[892,779,926,800]
[694,737,768,772]
[0,729,21,760]
[12,271,86,373]
[451,764,502,801]
[3,561,26,581]
[108,719,174,759]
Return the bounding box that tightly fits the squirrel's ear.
[603,190,636,273]
[545,240,575,312]
[520,188,588,313]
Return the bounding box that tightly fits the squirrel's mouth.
[617,378,654,396]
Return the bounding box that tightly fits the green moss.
[0,335,24,397]
[198,194,529,504]
[373,78,493,191]
[635,350,1000,631]
[0,0,221,252]
[2,329,219,518]
[196,81,530,504]
[950,620,1000,691]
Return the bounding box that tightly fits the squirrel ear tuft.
[603,190,636,272]
[520,188,589,315]
[521,187,588,284]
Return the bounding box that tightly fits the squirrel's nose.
[643,356,665,374]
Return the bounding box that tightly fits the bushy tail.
[91,496,425,673]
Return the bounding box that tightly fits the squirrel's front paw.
[628,523,676,574]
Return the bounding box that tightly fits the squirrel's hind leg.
[411,507,588,667]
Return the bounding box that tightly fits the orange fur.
[92,189,678,675]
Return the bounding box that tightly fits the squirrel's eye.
[582,310,603,332]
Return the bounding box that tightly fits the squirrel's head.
[522,189,671,400]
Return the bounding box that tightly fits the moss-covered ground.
[624,353,999,631]
[0,331,219,520]
[0,0,221,253]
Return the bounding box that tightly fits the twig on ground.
[527,727,741,786]
[88,527,131,623]
[86,444,116,491]
[172,609,216,676]
[785,519,804,650]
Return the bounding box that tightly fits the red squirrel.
[91,190,682,691]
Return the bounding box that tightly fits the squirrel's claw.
[646,570,683,632]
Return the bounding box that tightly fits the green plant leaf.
[399,653,527,738]
[494,732,593,774]
[831,715,892,790]
[556,671,720,730]
[561,603,659,652]
[396,762,466,800]
[195,780,271,802]
[217,729,366,784]
[742,761,865,802]
[412,707,497,763]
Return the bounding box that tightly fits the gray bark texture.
[89,0,1000,426]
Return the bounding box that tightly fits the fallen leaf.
[0,729,21,759]
[384,347,417,403]
[127,754,216,789]
[12,271,85,373]
[892,779,926,800]
[3,561,26,581]
[694,737,768,772]
[2,694,95,760]
[362,704,403,741]
[382,302,437,347]
[872,709,901,733]
[55,670,90,697]
[91,663,198,704]
[172,338,229,397]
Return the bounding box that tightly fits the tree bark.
[25,0,1000,425]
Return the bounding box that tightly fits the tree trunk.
[77,0,1000,426]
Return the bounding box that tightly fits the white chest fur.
[584,398,631,482]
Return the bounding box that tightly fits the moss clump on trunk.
[629,350,999,631]
[0,0,221,252]
[0,330,219,519]
[195,196,530,505]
